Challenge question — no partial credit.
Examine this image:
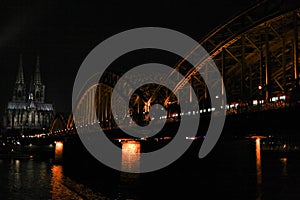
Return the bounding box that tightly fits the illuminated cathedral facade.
[3,55,55,135]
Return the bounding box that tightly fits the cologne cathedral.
[2,55,55,136]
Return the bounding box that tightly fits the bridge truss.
[51,0,300,133]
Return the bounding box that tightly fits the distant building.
[2,55,55,136]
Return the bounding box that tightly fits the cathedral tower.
[12,54,26,102]
[32,56,45,103]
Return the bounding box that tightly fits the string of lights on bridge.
[45,94,287,136]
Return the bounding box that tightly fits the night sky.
[0,0,255,115]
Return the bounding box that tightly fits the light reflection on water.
[0,159,106,200]
[280,157,288,176]
[1,159,52,200]
[1,138,300,199]
[255,138,262,200]
[50,165,83,200]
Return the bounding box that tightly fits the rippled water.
[1,138,300,199]
[0,159,107,200]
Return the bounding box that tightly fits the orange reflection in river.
[251,136,266,200]
[51,165,64,199]
[255,138,262,187]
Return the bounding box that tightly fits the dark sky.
[0,0,256,115]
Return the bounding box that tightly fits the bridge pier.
[118,140,141,196]
[121,140,141,173]
[54,141,64,164]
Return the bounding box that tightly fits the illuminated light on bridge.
[48,96,289,137]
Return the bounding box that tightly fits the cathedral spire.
[32,55,45,103]
[34,55,42,85]
[15,54,24,84]
[13,54,26,102]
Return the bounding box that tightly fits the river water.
[1,136,300,199]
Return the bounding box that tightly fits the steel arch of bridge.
[73,70,182,129]
[172,0,300,103]
[70,0,300,130]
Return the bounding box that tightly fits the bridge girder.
[172,0,300,103]
[73,0,300,128]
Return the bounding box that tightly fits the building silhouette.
[2,55,55,136]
